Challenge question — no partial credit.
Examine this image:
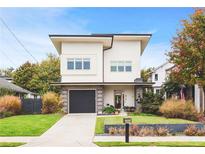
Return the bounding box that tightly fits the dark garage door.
[69,90,96,113]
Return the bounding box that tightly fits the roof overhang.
[49,35,113,54]
[51,82,154,86]
[49,34,152,55]
[112,35,151,54]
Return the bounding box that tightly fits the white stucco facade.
[60,40,142,83]
[104,40,141,82]
[61,42,103,82]
[50,34,151,113]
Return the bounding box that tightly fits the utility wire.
[0,48,16,66]
[0,17,38,63]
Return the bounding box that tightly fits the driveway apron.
[24,114,97,147]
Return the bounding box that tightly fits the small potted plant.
[102,104,116,115]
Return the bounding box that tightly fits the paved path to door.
[23,114,97,147]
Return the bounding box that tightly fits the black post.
[125,123,129,143]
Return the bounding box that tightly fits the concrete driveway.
[24,114,97,147]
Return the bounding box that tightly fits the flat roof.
[51,82,154,86]
[49,33,152,54]
[49,34,152,37]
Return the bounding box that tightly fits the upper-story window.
[154,74,158,81]
[67,58,90,70]
[110,61,132,72]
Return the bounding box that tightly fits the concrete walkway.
[94,136,205,142]
[0,137,37,143]
[21,114,97,147]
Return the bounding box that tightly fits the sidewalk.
[0,137,37,142]
[94,136,205,142]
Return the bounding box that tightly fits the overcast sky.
[0,8,194,69]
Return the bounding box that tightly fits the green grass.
[0,114,62,136]
[0,142,25,147]
[95,141,205,147]
[95,113,196,134]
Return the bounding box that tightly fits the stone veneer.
[60,87,69,113]
[60,85,104,114]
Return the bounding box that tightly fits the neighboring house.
[0,77,34,97]
[50,34,153,114]
[149,62,204,112]
[0,75,13,83]
[149,62,174,94]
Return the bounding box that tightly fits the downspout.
[103,35,114,82]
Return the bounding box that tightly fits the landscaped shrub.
[140,91,164,114]
[129,125,140,136]
[159,99,198,121]
[184,125,199,136]
[103,104,116,114]
[118,128,125,135]
[0,95,21,118]
[196,127,205,136]
[42,92,61,114]
[139,127,156,136]
[108,127,118,135]
[156,127,170,136]
[184,125,205,136]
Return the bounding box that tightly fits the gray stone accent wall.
[60,87,68,113]
[96,86,104,114]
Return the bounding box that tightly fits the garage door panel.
[69,90,95,113]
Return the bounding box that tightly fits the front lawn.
[0,114,62,136]
[95,113,196,134]
[94,141,205,147]
[0,142,25,147]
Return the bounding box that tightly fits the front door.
[114,90,124,109]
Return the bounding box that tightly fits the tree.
[140,91,164,114]
[12,61,38,92]
[12,53,60,95]
[141,67,154,82]
[33,53,60,94]
[168,9,205,112]
[162,74,181,98]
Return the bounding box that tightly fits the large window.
[67,58,90,70]
[110,61,132,72]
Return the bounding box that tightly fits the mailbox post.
[123,118,132,143]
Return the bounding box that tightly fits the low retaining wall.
[104,123,204,134]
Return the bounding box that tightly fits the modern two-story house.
[50,34,153,114]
